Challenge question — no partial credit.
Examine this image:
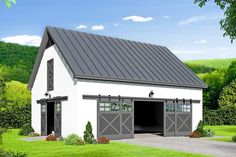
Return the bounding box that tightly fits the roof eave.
[74,75,207,89]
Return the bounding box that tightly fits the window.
[166,104,175,112]
[122,102,132,111]
[42,104,46,113]
[99,102,120,111]
[47,59,54,91]
[177,104,191,112]
[56,103,61,112]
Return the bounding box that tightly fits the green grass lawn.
[0,130,209,157]
[184,58,236,70]
[205,125,236,142]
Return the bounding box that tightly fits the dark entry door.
[98,100,133,140]
[164,100,192,136]
[41,101,62,137]
[47,102,54,135]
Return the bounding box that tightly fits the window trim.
[47,59,54,91]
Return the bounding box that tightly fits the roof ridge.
[46,25,164,48]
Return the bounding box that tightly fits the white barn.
[28,26,207,139]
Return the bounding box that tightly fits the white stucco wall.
[31,45,203,139]
[77,80,203,138]
[31,45,79,137]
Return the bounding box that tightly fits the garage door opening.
[134,101,163,135]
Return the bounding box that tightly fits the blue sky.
[0,0,235,60]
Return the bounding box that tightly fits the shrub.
[0,105,31,128]
[28,132,40,137]
[18,123,34,136]
[57,136,64,141]
[190,130,201,138]
[64,134,85,145]
[192,121,215,137]
[0,148,27,157]
[202,129,215,137]
[83,121,95,144]
[196,120,204,131]
[0,128,7,144]
[232,135,236,142]
[203,107,236,125]
[97,136,110,144]
[46,133,57,141]
[7,151,28,157]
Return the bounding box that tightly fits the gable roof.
[28,26,207,90]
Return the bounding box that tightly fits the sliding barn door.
[54,101,62,137]
[41,102,47,136]
[164,100,192,136]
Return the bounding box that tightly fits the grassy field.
[184,58,236,70]
[205,125,236,142]
[0,130,208,157]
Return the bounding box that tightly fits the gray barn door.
[54,101,62,137]
[164,100,192,136]
[164,101,175,136]
[98,100,133,140]
[41,102,47,136]
[175,101,192,136]
[121,102,133,139]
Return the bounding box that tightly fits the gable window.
[47,59,54,91]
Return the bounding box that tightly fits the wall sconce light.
[44,92,51,98]
[149,90,154,98]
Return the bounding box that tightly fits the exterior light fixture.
[44,92,51,98]
[149,90,154,98]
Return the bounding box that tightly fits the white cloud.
[172,49,201,54]
[122,16,153,22]
[91,25,105,31]
[178,16,205,25]
[163,16,170,19]
[178,13,223,25]
[75,25,87,29]
[1,35,41,46]
[194,40,207,44]
[219,47,228,50]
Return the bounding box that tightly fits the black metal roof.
[28,26,207,89]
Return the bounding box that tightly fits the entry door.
[41,103,47,136]
[164,100,192,136]
[41,101,62,137]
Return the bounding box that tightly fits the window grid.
[42,104,46,113]
[99,102,132,112]
[47,59,54,91]
[177,104,191,112]
[166,104,175,112]
[56,103,61,112]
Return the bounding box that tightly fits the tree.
[224,61,236,85]
[194,0,236,42]
[2,0,16,7]
[202,70,225,109]
[0,78,7,111]
[218,79,236,109]
[83,121,95,144]
[5,81,31,108]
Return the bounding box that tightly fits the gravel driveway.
[118,134,236,157]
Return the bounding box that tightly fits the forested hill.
[0,42,38,83]
[0,41,235,84]
[185,58,236,73]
